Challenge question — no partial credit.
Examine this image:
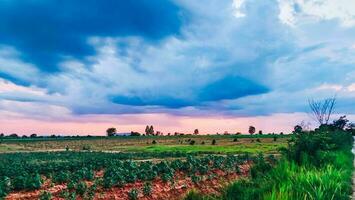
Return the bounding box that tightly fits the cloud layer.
[0,0,354,134]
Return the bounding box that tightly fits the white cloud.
[233,0,246,18]
[0,46,40,82]
[278,0,355,27]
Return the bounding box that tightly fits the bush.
[12,175,27,190]
[128,188,139,200]
[189,140,196,145]
[26,173,42,190]
[54,171,70,183]
[143,182,152,196]
[76,181,87,196]
[152,140,157,144]
[184,190,204,200]
[82,145,91,151]
[39,191,52,200]
[211,139,216,145]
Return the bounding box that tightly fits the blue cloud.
[111,76,269,108]
[199,76,269,101]
[0,0,182,72]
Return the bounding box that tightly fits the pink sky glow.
[0,112,331,136]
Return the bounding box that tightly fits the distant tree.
[248,126,256,135]
[193,129,199,135]
[258,130,263,135]
[50,134,56,138]
[149,125,154,135]
[9,133,18,138]
[106,127,117,137]
[332,115,349,130]
[130,131,141,136]
[308,97,336,125]
[22,135,28,138]
[145,125,150,135]
[30,134,37,138]
[0,133,4,137]
[293,125,303,133]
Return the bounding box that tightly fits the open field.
[0,132,353,200]
[0,135,288,154]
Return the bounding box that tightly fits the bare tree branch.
[308,97,336,125]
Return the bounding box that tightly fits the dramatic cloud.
[0,0,354,134]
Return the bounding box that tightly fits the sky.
[0,0,354,135]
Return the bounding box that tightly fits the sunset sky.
[0,0,354,135]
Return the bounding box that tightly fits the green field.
[0,134,288,154]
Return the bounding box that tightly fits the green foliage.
[26,173,42,190]
[184,190,204,200]
[142,182,152,196]
[39,191,52,200]
[128,188,139,200]
[76,181,87,196]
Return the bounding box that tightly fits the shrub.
[211,139,216,145]
[39,191,52,200]
[191,175,201,184]
[189,140,196,145]
[54,171,70,183]
[76,181,87,196]
[82,145,91,151]
[128,188,139,200]
[152,140,157,144]
[26,173,42,190]
[184,190,204,200]
[12,175,27,190]
[233,138,238,142]
[143,182,152,196]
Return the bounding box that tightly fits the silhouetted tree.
[293,125,303,133]
[308,97,336,125]
[106,127,117,137]
[248,126,256,135]
[149,125,154,135]
[30,134,37,138]
[193,129,199,135]
[9,133,18,138]
[332,115,348,130]
[145,125,150,135]
[130,131,141,136]
[258,130,263,135]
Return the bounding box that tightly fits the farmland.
[0,131,353,200]
[0,135,288,154]
[0,134,285,199]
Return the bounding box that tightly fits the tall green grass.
[184,129,354,200]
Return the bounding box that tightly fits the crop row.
[0,152,257,198]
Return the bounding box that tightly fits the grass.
[0,135,288,154]
[123,143,285,154]
[183,130,354,200]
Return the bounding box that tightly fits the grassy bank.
[185,128,354,200]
